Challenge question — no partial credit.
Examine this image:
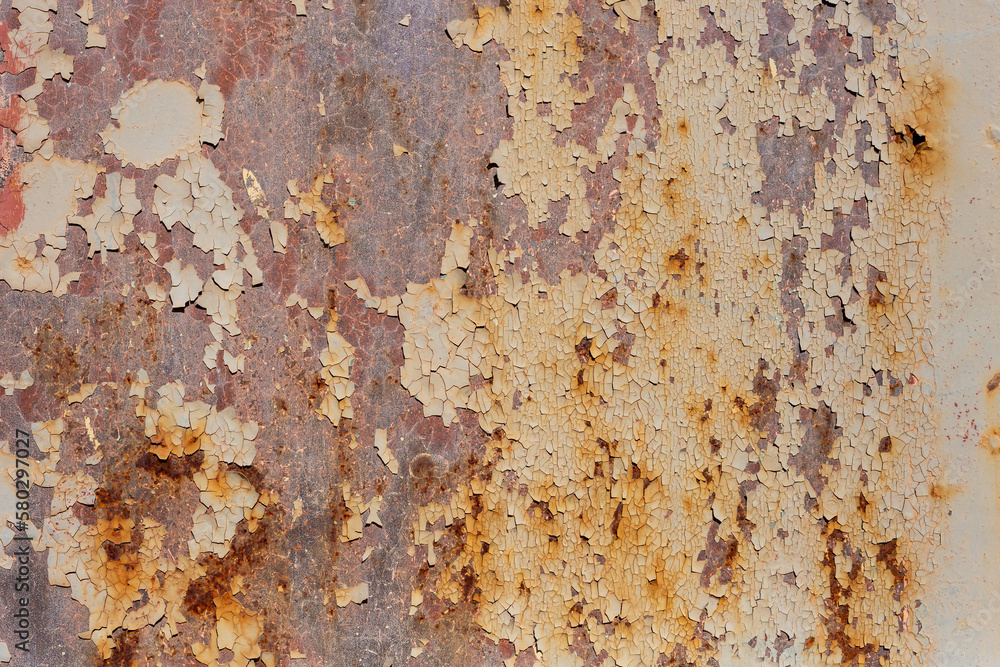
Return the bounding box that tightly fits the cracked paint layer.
[0,0,970,664]
[398,0,944,664]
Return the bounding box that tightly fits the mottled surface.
[0,0,978,665]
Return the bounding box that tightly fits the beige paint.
[918,0,1000,663]
[101,79,224,169]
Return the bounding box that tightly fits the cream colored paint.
[918,1,1000,663]
[101,79,224,169]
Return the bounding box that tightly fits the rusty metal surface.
[0,1,541,664]
[0,0,988,665]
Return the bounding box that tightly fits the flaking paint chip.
[284,169,345,246]
[77,0,93,23]
[137,232,159,261]
[67,383,97,404]
[85,24,106,48]
[270,220,288,253]
[0,371,33,395]
[242,168,266,205]
[366,495,383,526]
[335,582,369,607]
[409,589,423,615]
[163,259,204,308]
[69,172,141,258]
[374,429,398,474]
[317,325,356,425]
[144,282,167,311]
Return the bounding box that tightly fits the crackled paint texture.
[0,0,990,665]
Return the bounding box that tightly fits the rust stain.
[890,67,953,196]
[0,167,24,236]
[28,321,85,399]
[986,371,1000,393]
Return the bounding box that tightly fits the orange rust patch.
[891,67,953,196]
[183,514,273,618]
[820,526,880,665]
[981,425,1000,454]
[29,321,85,399]
[928,481,960,502]
[103,627,141,667]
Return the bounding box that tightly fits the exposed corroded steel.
[0,0,986,665]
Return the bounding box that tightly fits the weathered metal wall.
[0,0,993,665]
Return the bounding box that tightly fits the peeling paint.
[0,0,983,664]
